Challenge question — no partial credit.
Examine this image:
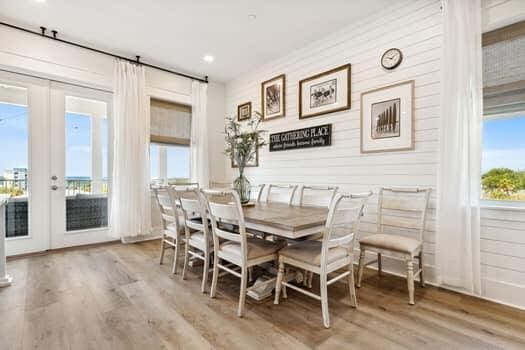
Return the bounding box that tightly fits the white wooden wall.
[225,0,525,309]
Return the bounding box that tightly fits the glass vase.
[233,172,251,204]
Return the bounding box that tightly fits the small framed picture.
[360,80,414,153]
[231,146,259,168]
[261,74,285,120]
[299,64,351,119]
[237,102,252,121]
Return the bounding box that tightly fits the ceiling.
[0,0,393,82]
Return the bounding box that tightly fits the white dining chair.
[299,185,339,287]
[153,186,184,274]
[265,184,298,205]
[274,191,372,328]
[299,185,339,208]
[175,187,212,293]
[357,187,431,305]
[250,183,266,202]
[202,189,286,317]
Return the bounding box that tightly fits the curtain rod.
[0,21,209,84]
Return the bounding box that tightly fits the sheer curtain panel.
[190,81,209,187]
[436,0,482,294]
[110,60,152,241]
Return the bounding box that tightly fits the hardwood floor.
[1,240,524,350]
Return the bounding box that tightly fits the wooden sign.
[269,124,332,152]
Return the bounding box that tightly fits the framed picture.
[237,102,252,121]
[261,74,285,120]
[299,64,351,119]
[360,80,414,153]
[231,146,259,168]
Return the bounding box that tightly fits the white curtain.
[110,59,151,241]
[436,0,482,294]
[190,81,209,187]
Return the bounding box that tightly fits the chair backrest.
[153,186,182,234]
[209,181,232,189]
[265,184,298,205]
[251,184,266,202]
[377,187,432,242]
[299,185,338,208]
[172,182,200,191]
[321,192,372,264]
[175,187,209,242]
[202,189,248,261]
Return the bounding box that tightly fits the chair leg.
[377,253,382,276]
[274,261,285,305]
[308,271,313,289]
[320,272,330,328]
[201,250,209,293]
[238,266,248,317]
[357,249,366,288]
[419,252,425,288]
[248,267,254,282]
[348,263,357,308]
[159,236,166,265]
[172,238,179,274]
[282,268,288,299]
[182,241,190,280]
[303,270,309,287]
[407,258,415,305]
[210,254,219,298]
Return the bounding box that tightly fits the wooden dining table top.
[242,202,328,239]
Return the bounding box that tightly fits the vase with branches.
[224,112,266,203]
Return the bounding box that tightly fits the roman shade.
[150,99,191,145]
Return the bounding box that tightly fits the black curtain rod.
[0,21,209,84]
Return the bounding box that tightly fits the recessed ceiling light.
[203,55,214,63]
[248,14,257,20]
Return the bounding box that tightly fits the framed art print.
[237,102,251,121]
[231,145,259,168]
[261,74,285,120]
[360,80,414,153]
[299,64,351,119]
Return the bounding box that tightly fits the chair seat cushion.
[219,238,286,260]
[359,234,421,254]
[279,241,348,266]
[188,231,207,248]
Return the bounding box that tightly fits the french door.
[1,70,113,256]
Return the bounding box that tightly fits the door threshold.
[6,239,121,261]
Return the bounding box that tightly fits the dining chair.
[357,187,431,305]
[299,185,339,287]
[274,191,372,328]
[175,187,212,293]
[250,184,266,202]
[299,185,339,208]
[153,186,184,274]
[265,184,298,205]
[202,189,286,317]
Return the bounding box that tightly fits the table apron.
[244,221,323,240]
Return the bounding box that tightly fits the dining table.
[239,201,329,300]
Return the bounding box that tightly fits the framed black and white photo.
[299,64,351,119]
[261,74,285,120]
[360,80,414,153]
[231,145,259,168]
[237,101,251,121]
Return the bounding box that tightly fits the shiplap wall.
[224,0,525,309]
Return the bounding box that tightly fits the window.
[481,22,525,203]
[149,99,191,184]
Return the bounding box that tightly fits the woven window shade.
[483,21,525,116]
[150,99,191,145]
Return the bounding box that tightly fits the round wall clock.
[381,48,403,70]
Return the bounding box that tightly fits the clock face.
[381,48,402,70]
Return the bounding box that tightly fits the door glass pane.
[0,84,29,238]
[65,96,108,232]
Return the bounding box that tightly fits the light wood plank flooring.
[1,240,524,350]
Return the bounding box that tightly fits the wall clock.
[381,48,403,70]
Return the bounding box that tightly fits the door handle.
[51,175,58,181]
[51,185,58,191]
